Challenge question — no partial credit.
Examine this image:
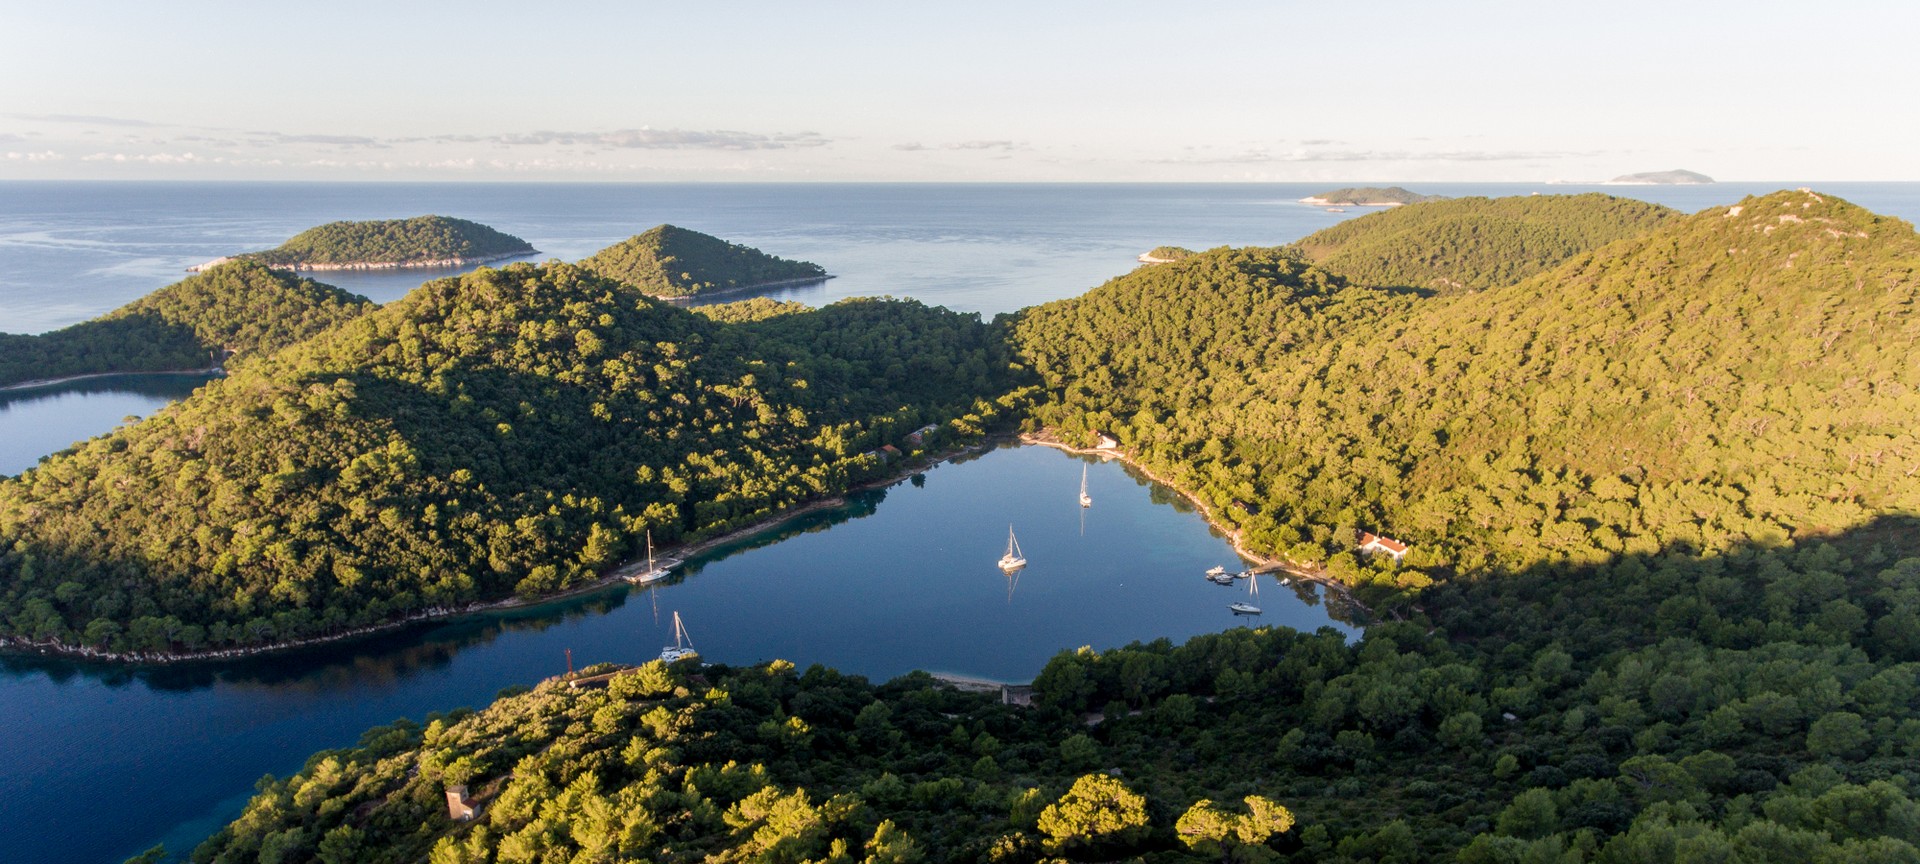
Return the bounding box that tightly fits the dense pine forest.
[186,518,1920,863]
[580,225,828,298]
[1288,194,1678,294]
[236,216,535,268]
[1,193,1913,862]
[1016,190,1919,612]
[0,261,373,387]
[0,261,1018,654]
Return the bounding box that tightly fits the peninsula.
[0,261,372,388]
[1606,168,1715,185]
[1288,193,1677,294]
[189,215,536,272]
[1297,186,1439,206]
[29,190,1920,864]
[579,224,828,299]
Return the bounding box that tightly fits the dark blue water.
[1,444,1354,864]
[0,373,215,476]
[1,181,1916,863]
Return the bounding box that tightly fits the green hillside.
[1015,190,1920,607]
[1291,194,1679,294]
[0,261,1018,655]
[239,216,535,268]
[186,518,1920,863]
[0,261,373,387]
[579,225,827,299]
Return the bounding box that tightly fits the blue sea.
[0,181,1916,864]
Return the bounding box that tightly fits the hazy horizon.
[4,2,1916,183]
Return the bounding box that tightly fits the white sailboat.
[1078,464,1092,508]
[1230,573,1262,615]
[1205,565,1228,577]
[624,530,674,584]
[659,611,697,662]
[998,524,1027,571]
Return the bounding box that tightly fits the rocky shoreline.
[0,435,989,665]
[655,273,836,304]
[0,366,222,393]
[1018,430,1374,619]
[187,248,537,273]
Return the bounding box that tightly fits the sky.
[2,0,1915,182]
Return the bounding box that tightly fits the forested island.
[1298,186,1439,206]
[195,216,536,271]
[0,260,1016,656]
[3,192,1916,862]
[0,261,373,389]
[1287,193,1678,294]
[579,224,829,299]
[1138,246,1197,264]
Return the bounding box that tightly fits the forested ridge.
[185,518,1920,863]
[0,261,373,387]
[580,225,828,298]
[1289,194,1679,294]
[0,261,1020,654]
[1015,190,1919,611]
[3,191,1913,862]
[238,216,535,267]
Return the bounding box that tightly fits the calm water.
[2,181,1919,862]
[7,181,1920,334]
[0,373,215,476]
[6,182,1919,470]
[1,444,1356,864]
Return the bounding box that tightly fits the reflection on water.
[0,444,1357,864]
[0,372,215,475]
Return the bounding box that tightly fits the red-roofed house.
[1357,531,1410,562]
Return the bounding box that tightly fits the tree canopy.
[0,261,1022,655]
[185,517,1920,863]
[1290,193,1678,294]
[236,216,535,267]
[0,261,373,386]
[1012,190,1919,612]
[579,225,827,299]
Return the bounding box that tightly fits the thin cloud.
[8,113,157,127]
[411,128,830,150]
[1152,148,1598,165]
[892,139,1024,152]
[256,132,386,148]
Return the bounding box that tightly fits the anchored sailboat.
[1078,464,1092,508]
[624,530,675,585]
[998,524,1027,571]
[659,611,697,662]
[1230,573,1263,615]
